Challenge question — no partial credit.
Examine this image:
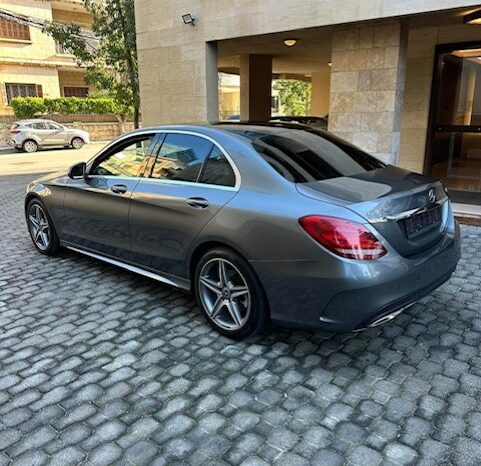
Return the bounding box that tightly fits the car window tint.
[46,122,61,130]
[151,133,213,182]
[199,146,235,187]
[226,127,385,182]
[90,136,153,177]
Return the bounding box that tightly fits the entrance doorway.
[427,42,481,204]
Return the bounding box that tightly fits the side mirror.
[68,161,87,179]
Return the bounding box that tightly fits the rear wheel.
[194,248,268,339]
[71,137,84,150]
[26,199,60,255]
[22,140,38,153]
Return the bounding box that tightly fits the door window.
[45,122,62,130]
[28,122,47,130]
[199,146,236,187]
[90,135,154,177]
[151,133,213,182]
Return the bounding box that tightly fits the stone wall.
[328,21,407,164]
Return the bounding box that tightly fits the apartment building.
[0,0,93,117]
[135,1,481,207]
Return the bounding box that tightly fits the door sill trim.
[65,245,190,290]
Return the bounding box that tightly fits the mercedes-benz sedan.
[25,123,461,339]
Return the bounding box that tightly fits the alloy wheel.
[23,141,37,153]
[28,204,50,251]
[198,258,251,330]
[72,138,84,149]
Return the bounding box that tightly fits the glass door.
[427,43,481,204]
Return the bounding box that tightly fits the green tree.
[44,0,139,129]
[273,80,311,116]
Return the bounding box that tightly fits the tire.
[22,140,38,153]
[194,247,268,339]
[26,198,61,256]
[71,137,84,150]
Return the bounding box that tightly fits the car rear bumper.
[251,222,461,332]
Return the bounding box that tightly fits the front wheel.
[26,199,60,255]
[194,248,268,339]
[71,137,84,150]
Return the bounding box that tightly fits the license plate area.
[404,207,441,238]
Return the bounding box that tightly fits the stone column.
[240,55,272,122]
[328,21,408,164]
[311,69,331,116]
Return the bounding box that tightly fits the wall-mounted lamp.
[463,9,481,24]
[182,13,196,26]
[283,39,297,47]
[328,61,332,67]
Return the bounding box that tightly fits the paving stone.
[0,175,480,465]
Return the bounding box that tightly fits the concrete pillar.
[311,69,330,116]
[205,41,219,123]
[328,20,408,164]
[240,55,272,122]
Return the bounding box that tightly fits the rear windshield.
[226,127,385,183]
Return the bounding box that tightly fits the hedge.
[10,97,131,120]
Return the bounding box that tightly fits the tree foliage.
[11,97,122,120]
[273,80,311,116]
[43,0,139,127]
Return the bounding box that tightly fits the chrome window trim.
[87,129,241,191]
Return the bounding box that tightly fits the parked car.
[270,115,328,130]
[7,119,90,153]
[25,123,460,339]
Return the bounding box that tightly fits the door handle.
[186,197,209,209]
[110,184,128,195]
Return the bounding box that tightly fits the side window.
[90,135,153,177]
[151,133,213,182]
[46,122,62,130]
[199,146,236,187]
[30,122,46,130]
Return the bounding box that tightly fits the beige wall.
[311,69,331,116]
[398,22,481,173]
[135,0,481,126]
[58,70,91,96]
[0,65,61,114]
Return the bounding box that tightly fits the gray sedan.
[8,119,90,153]
[25,123,460,339]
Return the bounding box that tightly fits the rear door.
[129,131,238,277]
[62,132,156,259]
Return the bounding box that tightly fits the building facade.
[135,1,481,205]
[0,0,93,118]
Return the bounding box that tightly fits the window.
[199,146,235,187]
[5,83,42,105]
[90,135,154,177]
[28,122,47,130]
[151,133,213,182]
[63,86,89,98]
[45,122,63,130]
[224,127,384,183]
[0,18,30,41]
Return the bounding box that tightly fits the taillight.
[299,215,387,260]
[10,130,20,135]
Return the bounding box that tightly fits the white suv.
[7,119,90,153]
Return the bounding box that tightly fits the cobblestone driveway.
[1,173,481,466]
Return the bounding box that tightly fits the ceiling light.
[463,9,481,24]
[283,39,297,47]
[182,13,196,26]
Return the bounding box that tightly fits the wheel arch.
[70,135,85,145]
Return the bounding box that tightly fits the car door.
[129,131,238,278]
[44,121,68,145]
[29,121,50,144]
[61,132,156,259]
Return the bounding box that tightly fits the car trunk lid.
[296,165,449,256]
